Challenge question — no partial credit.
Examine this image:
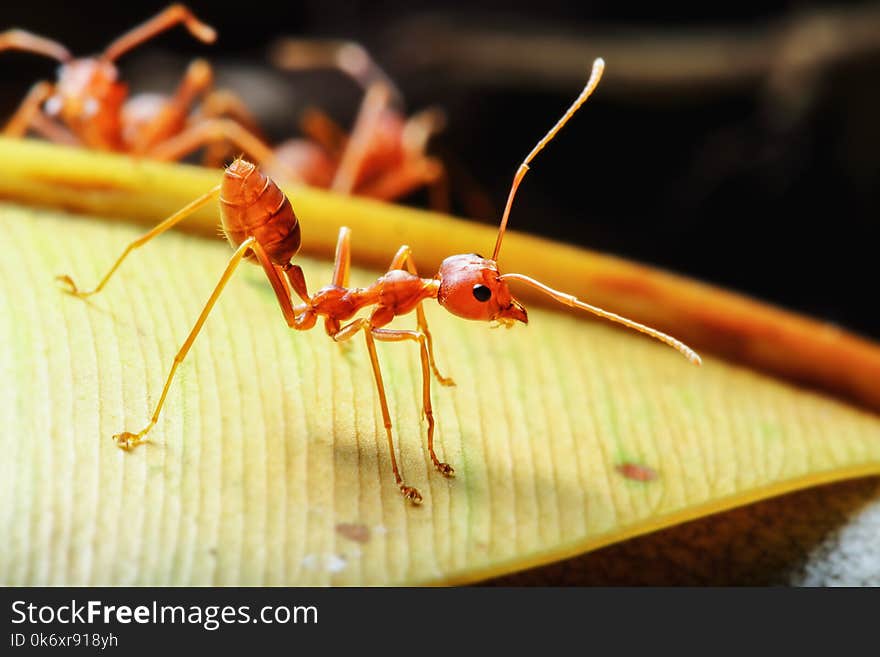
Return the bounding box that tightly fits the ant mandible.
[57,58,700,504]
[0,4,279,167]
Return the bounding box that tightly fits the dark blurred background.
[3,0,879,339]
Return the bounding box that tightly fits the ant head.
[3,8,216,130]
[436,254,527,326]
[48,58,123,122]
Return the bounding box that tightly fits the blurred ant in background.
[2,5,485,214]
[268,39,450,210]
[0,4,283,170]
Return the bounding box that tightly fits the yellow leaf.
[1,139,879,585]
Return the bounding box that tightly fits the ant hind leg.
[271,38,403,102]
[114,237,255,450]
[3,81,54,138]
[102,5,215,62]
[57,185,221,298]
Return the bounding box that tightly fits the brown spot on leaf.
[336,522,371,543]
[616,462,658,482]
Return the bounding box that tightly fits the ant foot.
[437,375,456,387]
[434,461,455,477]
[55,275,90,298]
[399,485,423,505]
[113,431,148,451]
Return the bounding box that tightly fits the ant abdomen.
[220,158,301,266]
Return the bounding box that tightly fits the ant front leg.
[388,245,454,387]
[331,318,423,504]
[3,81,54,137]
[147,119,300,183]
[127,58,214,155]
[331,83,393,194]
[197,88,265,167]
[3,79,80,145]
[56,184,221,298]
[28,111,80,146]
[372,327,454,478]
[358,156,449,211]
[101,4,216,62]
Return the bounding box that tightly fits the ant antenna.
[492,57,604,262]
[102,5,216,63]
[492,58,700,366]
[499,272,702,365]
[271,39,404,105]
[0,30,72,62]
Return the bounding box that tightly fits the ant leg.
[147,119,300,183]
[3,81,54,137]
[387,246,454,386]
[424,158,451,214]
[28,112,80,146]
[356,106,450,210]
[373,328,454,477]
[356,157,448,211]
[250,240,316,330]
[331,83,392,194]
[200,90,259,124]
[299,108,347,156]
[327,227,354,349]
[197,88,264,167]
[331,226,351,288]
[401,108,445,157]
[114,237,255,450]
[331,318,423,504]
[102,5,215,62]
[0,29,72,61]
[3,79,82,146]
[56,184,221,298]
[127,59,215,156]
[271,38,403,102]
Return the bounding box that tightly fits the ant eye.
[472,284,492,302]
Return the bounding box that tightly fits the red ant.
[57,58,700,504]
[269,39,450,208]
[184,38,449,207]
[0,4,280,169]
